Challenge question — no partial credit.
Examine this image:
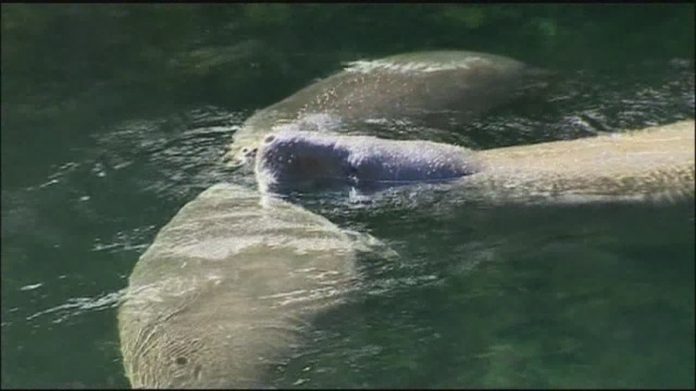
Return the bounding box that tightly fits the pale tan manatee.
[469,119,695,203]
[225,50,552,168]
[255,120,695,203]
[118,183,391,388]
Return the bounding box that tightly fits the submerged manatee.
[255,120,695,203]
[118,183,387,388]
[225,50,551,167]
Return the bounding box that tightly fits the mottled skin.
[118,184,370,388]
[255,120,695,203]
[225,50,551,167]
[469,120,695,203]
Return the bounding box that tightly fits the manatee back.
[469,120,696,203]
[284,50,542,122]
[118,183,358,388]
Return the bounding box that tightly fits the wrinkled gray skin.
[255,121,695,204]
[225,50,552,168]
[255,131,482,193]
[118,184,391,388]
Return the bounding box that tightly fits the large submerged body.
[118,184,378,388]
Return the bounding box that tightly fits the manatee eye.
[175,357,188,365]
[264,135,275,144]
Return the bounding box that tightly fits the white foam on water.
[343,57,491,74]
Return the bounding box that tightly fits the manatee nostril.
[242,147,249,154]
[264,135,275,144]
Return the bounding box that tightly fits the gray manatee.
[255,120,695,203]
[225,50,551,168]
[255,131,481,194]
[118,183,390,388]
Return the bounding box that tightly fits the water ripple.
[25,290,126,324]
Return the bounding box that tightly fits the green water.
[1,4,694,388]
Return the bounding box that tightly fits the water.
[1,4,694,388]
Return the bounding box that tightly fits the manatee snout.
[256,131,354,192]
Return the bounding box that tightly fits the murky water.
[2,4,694,388]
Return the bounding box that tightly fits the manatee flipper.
[225,50,551,168]
[118,183,374,388]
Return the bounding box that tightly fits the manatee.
[255,120,695,203]
[225,50,551,168]
[255,131,481,194]
[117,183,390,388]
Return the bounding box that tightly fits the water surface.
[1,4,694,388]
